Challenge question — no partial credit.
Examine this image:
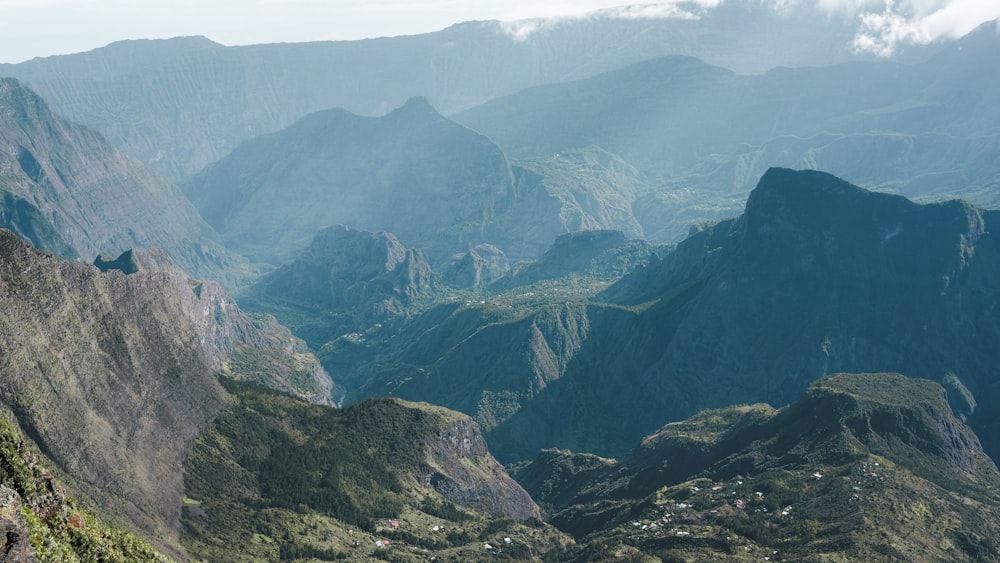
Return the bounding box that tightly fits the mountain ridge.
[513,372,1000,561]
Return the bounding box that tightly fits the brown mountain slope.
[0,230,331,559]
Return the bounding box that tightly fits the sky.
[0,0,998,64]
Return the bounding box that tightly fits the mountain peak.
[387,95,442,120]
[737,167,985,275]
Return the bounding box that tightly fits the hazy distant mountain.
[338,168,1000,464]
[514,373,1000,562]
[455,22,1000,241]
[0,4,918,180]
[0,78,249,286]
[184,98,644,267]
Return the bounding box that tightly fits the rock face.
[442,244,509,288]
[247,225,434,347]
[0,78,246,286]
[513,373,1000,562]
[346,168,1000,464]
[0,229,227,559]
[0,230,331,559]
[182,388,543,561]
[425,416,540,520]
[596,168,1000,457]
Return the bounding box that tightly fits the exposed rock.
[0,487,34,562]
[442,244,509,288]
[0,230,331,559]
[425,417,541,520]
[0,78,248,287]
[247,225,435,347]
[515,373,1000,562]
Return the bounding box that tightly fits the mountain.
[454,24,1000,241]
[243,225,435,352]
[184,98,643,267]
[0,78,248,286]
[0,4,903,181]
[181,383,564,561]
[513,373,1000,562]
[0,230,331,559]
[332,168,1000,464]
[0,415,167,561]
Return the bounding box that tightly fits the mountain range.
[0,4,918,181]
[455,21,1000,241]
[0,77,249,286]
[329,168,1000,465]
[1,8,1000,562]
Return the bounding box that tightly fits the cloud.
[495,1,722,41]
[494,1,1000,55]
[835,0,1000,56]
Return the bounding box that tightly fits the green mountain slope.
[0,78,248,286]
[330,168,1000,464]
[514,373,1000,562]
[181,382,565,562]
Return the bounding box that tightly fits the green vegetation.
[0,415,167,562]
[182,381,567,561]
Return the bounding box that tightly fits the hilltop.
[515,373,1000,561]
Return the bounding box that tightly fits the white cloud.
[1,0,997,63]
[850,0,1000,56]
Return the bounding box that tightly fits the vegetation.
[182,381,568,561]
[0,415,167,562]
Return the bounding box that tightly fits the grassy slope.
[181,381,568,562]
[0,415,167,562]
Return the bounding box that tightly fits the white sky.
[0,0,997,64]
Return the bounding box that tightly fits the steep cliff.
[340,168,1000,464]
[0,230,331,559]
[182,385,555,561]
[244,225,435,351]
[0,78,247,286]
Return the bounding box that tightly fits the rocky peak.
[442,243,510,288]
[425,414,542,520]
[738,168,986,273]
[250,225,434,335]
[386,95,444,123]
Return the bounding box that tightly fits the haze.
[1,0,997,64]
